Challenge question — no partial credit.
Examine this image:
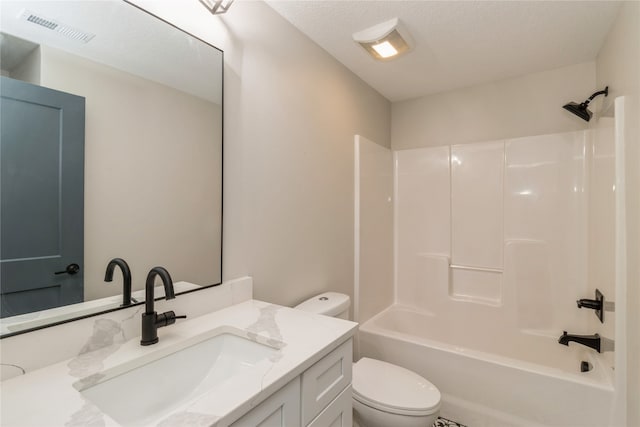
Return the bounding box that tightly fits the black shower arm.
[583,86,609,106]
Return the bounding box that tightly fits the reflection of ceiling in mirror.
[0,32,39,69]
[0,0,222,104]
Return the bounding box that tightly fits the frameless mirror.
[0,0,223,337]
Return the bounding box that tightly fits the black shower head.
[562,86,608,122]
[563,102,592,122]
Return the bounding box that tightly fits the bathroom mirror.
[0,0,223,337]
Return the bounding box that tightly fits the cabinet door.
[301,339,352,425]
[230,377,300,427]
[307,385,352,427]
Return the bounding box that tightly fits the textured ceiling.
[266,1,622,102]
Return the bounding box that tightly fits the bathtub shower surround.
[395,132,595,327]
[356,128,617,426]
[393,130,615,354]
[354,135,394,324]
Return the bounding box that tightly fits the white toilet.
[295,292,441,427]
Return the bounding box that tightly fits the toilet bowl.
[352,357,440,427]
[294,292,441,427]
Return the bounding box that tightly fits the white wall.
[595,2,640,425]
[392,61,596,149]
[130,1,391,309]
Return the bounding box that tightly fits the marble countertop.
[0,300,357,427]
[0,281,201,336]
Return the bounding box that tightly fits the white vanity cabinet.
[301,339,352,426]
[230,377,301,427]
[307,385,352,427]
[229,338,353,427]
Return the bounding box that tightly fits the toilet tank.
[294,292,350,319]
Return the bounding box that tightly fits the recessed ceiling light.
[371,41,398,58]
[353,18,412,61]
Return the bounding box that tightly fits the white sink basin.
[77,328,281,426]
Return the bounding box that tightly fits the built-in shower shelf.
[449,264,503,273]
[449,263,503,306]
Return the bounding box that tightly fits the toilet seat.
[352,358,441,417]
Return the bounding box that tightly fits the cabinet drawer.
[301,339,352,425]
[230,377,300,427]
[307,385,352,427]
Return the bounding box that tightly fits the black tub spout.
[558,331,601,352]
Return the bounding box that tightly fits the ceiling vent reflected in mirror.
[199,0,234,15]
[353,18,412,61]
[19,9,95,43]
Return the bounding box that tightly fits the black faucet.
[558,331,601,352]
[104,258,133,306]
[141,267,186,346]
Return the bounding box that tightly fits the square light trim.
[353,18,413,61]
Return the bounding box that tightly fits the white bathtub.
[358,305,615,427]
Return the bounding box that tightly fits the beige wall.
[596,2,640,425]
[39,46,222,300]
[130,1,391,309]
[391,61,596,149]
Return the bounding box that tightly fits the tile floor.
[434,417,467,427]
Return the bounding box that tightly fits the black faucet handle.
[576,289,605,323]
[576,298,601,310]
[155,311,187,327]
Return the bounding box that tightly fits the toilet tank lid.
[294,292,350,317]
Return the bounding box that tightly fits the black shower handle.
[576,299,601,310]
